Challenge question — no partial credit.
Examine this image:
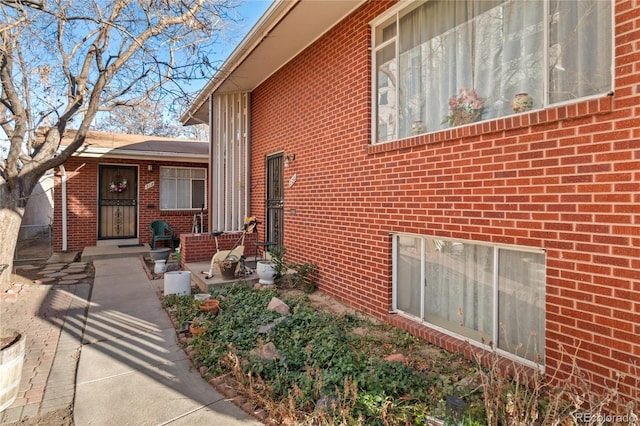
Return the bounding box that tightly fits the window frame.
[391,232,546,368]
[370,0,614,145]
[159,165,207,211]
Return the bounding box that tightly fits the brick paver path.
[0,278,89,423]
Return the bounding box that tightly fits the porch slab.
[81,244,152,262]
[183,260,259,293]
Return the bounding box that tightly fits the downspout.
[59,165,68,251]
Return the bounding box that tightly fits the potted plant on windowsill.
[442,88,484,127]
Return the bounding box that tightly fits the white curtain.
[396,235,422,318]
[394,0,609,138]
[159,167,175,210]
[424,240,494,342]
[394,234,545,363]
[549,0,612,103]
[498,249,546,363]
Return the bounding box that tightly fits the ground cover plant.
[162,285,638,425]
[163,285,483,424]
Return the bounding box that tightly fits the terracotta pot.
[189,324,208,336]
[199,299,220,315]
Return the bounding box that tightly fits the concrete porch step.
[81,244,153,262]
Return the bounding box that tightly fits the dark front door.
[265,154,284,248]
[98,165,137,239]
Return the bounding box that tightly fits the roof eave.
[63,146,209,163]
[181,0,366,126]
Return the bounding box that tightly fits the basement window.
[392,233,546,365]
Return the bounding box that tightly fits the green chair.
[150,220,175,250]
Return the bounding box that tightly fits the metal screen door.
[265,154,284,248]
[98,165,137,239]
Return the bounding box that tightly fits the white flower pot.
[154,259,167,274]
[256,261,276,285]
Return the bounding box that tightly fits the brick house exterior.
[183,0,639,401]
[52,131,208,252]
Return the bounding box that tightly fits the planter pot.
[0,331,25,413]
[511,92,533,113]
[256,261,276,285]
[189,324,208,336]
[219,261,239,280]
[411,120,426,135]
[452,110,481,126]
[199,299,220,316]
[194,293,211,301]
[149,248,171,262]
[154,259,167,274]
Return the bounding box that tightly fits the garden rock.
[384,353,406,363]
[257,316,288,334]
[267,297,290,315]
[352,327,368,336]
[249,341,281,360]
[455,376,476,391]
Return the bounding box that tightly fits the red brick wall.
[52,157,207,251]
[249,0,640,399]
[179,231,258,266]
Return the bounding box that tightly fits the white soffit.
[184,0,366,124]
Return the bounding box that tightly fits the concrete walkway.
[73,257,262,426]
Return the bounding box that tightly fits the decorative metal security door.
[98,165,137,239]
[265,154,284,248]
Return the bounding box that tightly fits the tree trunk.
[0,183,30,292]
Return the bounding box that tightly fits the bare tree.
[93,100,185,138]
[0,0,236,290]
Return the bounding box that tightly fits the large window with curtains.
[393,234,546,364]
[159,167,206,210]
[373,0,612,142]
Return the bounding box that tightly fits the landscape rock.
[257,316,288,334]
[249,341,281,360]
[384,353,406,363]
[267,297,290,315]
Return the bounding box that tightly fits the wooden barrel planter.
[0,330,25,412]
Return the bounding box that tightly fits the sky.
[177,0,273,110]
[223,0,273,58]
